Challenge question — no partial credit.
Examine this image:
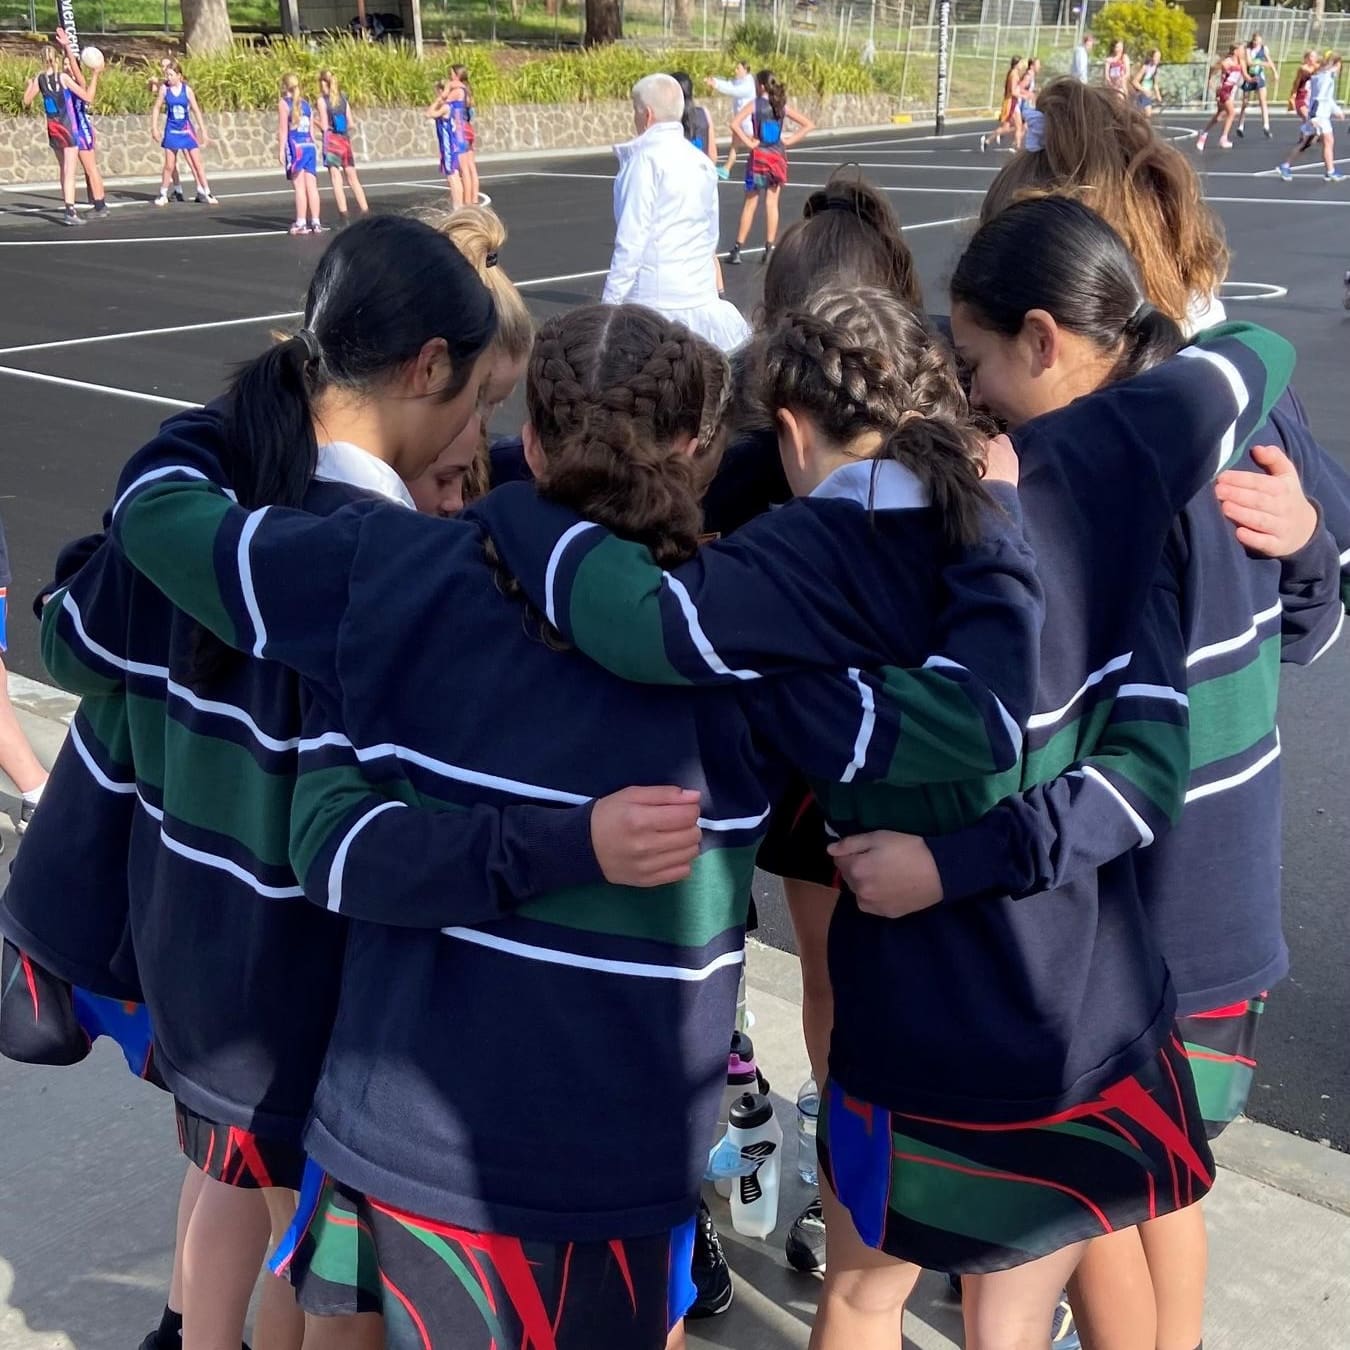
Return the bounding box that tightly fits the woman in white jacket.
[601,74,751,354]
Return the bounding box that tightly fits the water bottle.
[714,1031,760,1197]
[727,1091,783,1239]
[796,1076,820,1185]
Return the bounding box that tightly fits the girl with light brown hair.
[981,77,1229,331]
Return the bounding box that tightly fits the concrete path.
[3,691,1349,1350]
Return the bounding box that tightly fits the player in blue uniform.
[449,65,480,205]
[151,61,217,207]
[317,69,369,223]
[56,29,108,219]
[21,43,84,225]
[278,73,323,235]
[428,80,463,208]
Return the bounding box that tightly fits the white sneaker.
[1196,134,1207,152]
[154,192,169,207]
[1219,137,1234,149]
[195,192,218,205]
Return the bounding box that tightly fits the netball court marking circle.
[1220,281,1289,303]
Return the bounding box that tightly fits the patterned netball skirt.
[0,939,161,1084]
[175,1100,306,1191]
[819,1032,1216,1274]
[755,779,839,889]
[1177,994,1265,1138]
[273,1168,696,1350]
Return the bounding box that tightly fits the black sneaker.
[761,242,774,264]
[172,189,186,203]
[725,243,742,266]
[92,202,109,218]
[688,1199,733,1318]
[1343,270,1350,311]
[1263,127,1273,138]
[784,1193,826,1274]
[1235,125,1245,139]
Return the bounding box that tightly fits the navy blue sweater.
[472,323,1297,1120]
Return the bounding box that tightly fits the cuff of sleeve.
[519,801,606,899]
[1279,499,1334,581]
[983,480,1024,526]
[926,808,1026,905]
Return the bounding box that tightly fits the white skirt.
[651,297,752,354]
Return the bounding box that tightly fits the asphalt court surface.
[2,115,1348,1146]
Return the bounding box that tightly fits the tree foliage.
[1093,0,1197,63]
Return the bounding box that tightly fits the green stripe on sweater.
[882,667,1003,783]
[570,534,691,687]
[118,484,242,649]
[1186,637,1279,772]
[41,593,122,698]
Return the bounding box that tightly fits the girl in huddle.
[428,79,463,207]
[317,69,370,222]
[460,219,1297,1350]
[407,204,533,512]
[278,72,323,234]
[450,64,480,204]
[33,219,689,1350]
[726,70,815,264]
[981,56,1025,152]
[151,60,217,207]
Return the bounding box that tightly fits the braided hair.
[526,305,730,568]
[760,286,992,548]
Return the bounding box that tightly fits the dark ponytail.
[879,413,990,550]
[758,69,787,121]
[187,214,497,686]
[950,194,1184,381]
[671,70,695,141]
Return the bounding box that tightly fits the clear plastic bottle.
[796,1075,820,1185]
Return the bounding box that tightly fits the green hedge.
[0,35,898,117]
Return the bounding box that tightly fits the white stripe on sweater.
[62,591,171,680]
[440,925,745,982]
[328,800,406,912]
[237,507,270,658]
[1310,607,1345,664]
[1077,764,1155,847]
[111,463,237,521]
[664,574,760,681]
[67,718,137,794]
[1186,601,1282,668]
[1027,652,1132,731]
[298,731,769,832]
[840,667,875,784]
[1116,683,1189,708]
[925,654,1024,759]
[1185,735,1282,804]
[1176,345,1250,477]
[544,521,599,630]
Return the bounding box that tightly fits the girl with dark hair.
[468,201,1299,1349]
[672,69,716,160]
[1131,47,1165,116]
[90,299,999,1350]
[810,195,1324,1350]
[30,220,696,1350]
[726,70,815,265]
[1105,38,1131,96]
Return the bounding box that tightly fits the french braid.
[760,286,993,547]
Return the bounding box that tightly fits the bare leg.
[1322,131,1336,174]
[664,1323,687,1350]
[327,167,349,216]
[78,149,105,203]
[783,878,839,1085]
[764,185,781,246]
[256,1189,305,1350]
[185,149,211,197]
[292,177,307,227]
[964,1242,1093,1350]
[169,1164,208,1315]
[1221,105,1238,142]
[810,1179,920,1350]
[1139,1204,1207,1350]
[465,152,480,205]
[306,176,322,226]
[446,172,463,209]
[344,168,368,213]
[1067,1229,1158,1350]
[0,654,48,794]
[302,1313,383,1350]
[735,191,759,246]
[181,1179,270,1350]
[58,145,77,208]
[160,150,176,196]
[1259,87,1271,132]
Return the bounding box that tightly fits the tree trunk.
[585,0,623,45]
[179,0,232,54]
[673,0,691,34]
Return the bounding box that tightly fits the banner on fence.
[935,0,951,133]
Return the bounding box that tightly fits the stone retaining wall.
[0,93,901,183]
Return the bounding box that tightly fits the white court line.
[0,228,285,247]
[810,129,987,151]
[526,171,989,197]
[1205,194,1350,206]
[0,310,304,358]
[790,158,998,173]
[0,210,970,376]
[0,364,198,409]
[1220,281,1290,302]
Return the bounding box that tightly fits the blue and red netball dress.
[746,96,787,191]
[38,72,76,151]
[322,93,355,169]
[435,108,458,176]
[285,97,318,178]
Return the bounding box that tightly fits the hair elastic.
[485,251,499,268]
[295,327,323,364]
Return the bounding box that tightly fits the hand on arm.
[1215,444,1319,557]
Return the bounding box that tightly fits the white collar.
[809,458,930,509]
[314,441,415,509]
